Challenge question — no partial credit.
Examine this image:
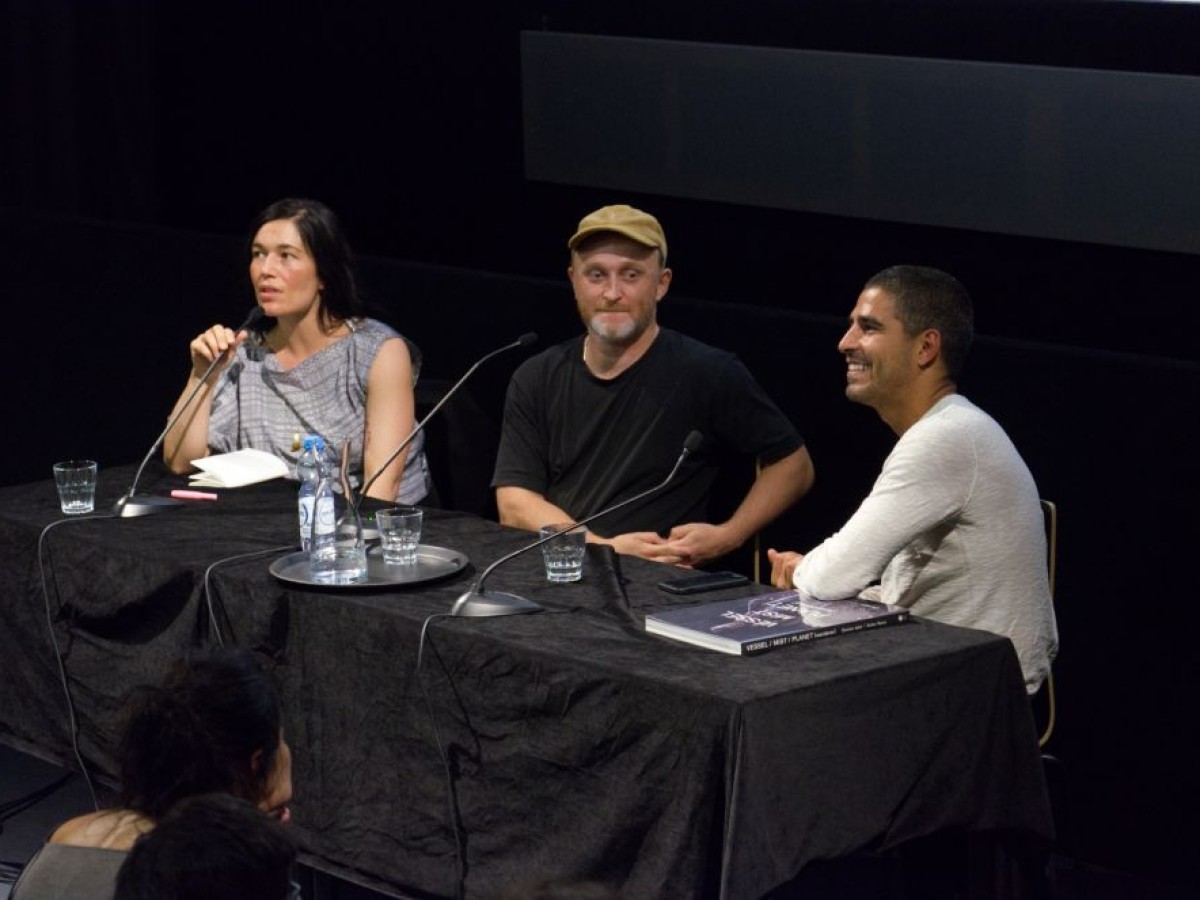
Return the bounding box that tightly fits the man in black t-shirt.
[491,204,814,567]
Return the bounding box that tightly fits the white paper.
[189,448,289,489]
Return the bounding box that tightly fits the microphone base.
[113,494,185,518]
[451,590,542,618]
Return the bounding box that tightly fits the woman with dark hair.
[10,648,292,900]
[162,197,430,503]
[114,794,297,900]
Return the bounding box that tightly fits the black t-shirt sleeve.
[491,357,551,493]
[707,354,805,464]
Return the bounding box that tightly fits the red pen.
[170,489,219,501]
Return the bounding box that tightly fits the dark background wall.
[2,0,1198,892]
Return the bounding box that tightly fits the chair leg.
[1042,752,1087,900]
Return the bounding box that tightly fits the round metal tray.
[269,544,468,589]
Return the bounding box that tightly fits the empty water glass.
[52,460,98,515]
[377,507,423,565]
[539,523,587,583]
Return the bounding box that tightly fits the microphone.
[114,307,265,518]
[355,332,538,508]
[451,430,704,618]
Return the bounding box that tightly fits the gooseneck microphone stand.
[450,431,704,617]
[114,308,264,518]
[352,332,538,514]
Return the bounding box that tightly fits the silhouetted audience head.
[114,793,297,900]
[117,647,291,821]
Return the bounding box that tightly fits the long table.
[0,466,1053,899]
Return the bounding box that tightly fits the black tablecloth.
[0,466,1053,900]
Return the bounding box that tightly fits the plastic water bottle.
[312,480,336,549]
[296,436,322,551]
[307,471,338,581]
[309,471,367,583]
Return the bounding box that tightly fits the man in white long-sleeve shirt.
[768,266,1057,693]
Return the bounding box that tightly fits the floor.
[1,743,1194,900]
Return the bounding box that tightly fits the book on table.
[188,449,290,489]
[644,589,909,656]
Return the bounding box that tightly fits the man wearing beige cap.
[491,204,814,567]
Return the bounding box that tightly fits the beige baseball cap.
[567,204,667,262]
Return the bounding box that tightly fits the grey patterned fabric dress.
[207,317,430,503]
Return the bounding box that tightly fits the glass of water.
[376,507,423,565]
[52,460,98,514]
[539,523,587,583]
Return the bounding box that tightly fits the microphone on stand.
[354,332,538,510]
[451,430,705,618]
[114,307,265,518]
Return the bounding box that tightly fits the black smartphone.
[657,570,750,595]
